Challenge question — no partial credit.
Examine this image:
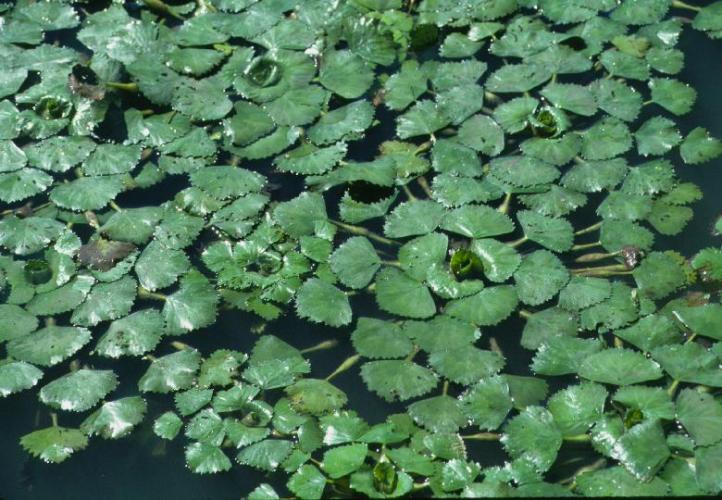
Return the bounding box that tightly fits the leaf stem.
[138,287,167,301]
[325,354,360,382]
[401,183,417,201]
[417,176,433,198]
[105,81,139,92]
[564,433,591,443]
[508,235,528,248]
[518,309,533,319]
[461,432,500,441]
[666,332,698,397]
[109,200,122,212]
[571,241,601,251]
[571,263,628,274]
[497,192,512,214]
[405,346,420,362]
[574,251,618,263]
[672,0,702,12]
[142,0,184,19]
[442,380,449,396]
[50,413,59,427]
[575,221,603,236]
[329,219,399,246]
[300,339,339,354]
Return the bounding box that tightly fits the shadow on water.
[1,13,722,500]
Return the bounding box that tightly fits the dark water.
[1,24,722,500]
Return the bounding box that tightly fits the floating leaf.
[676,388,722,447]
[635,116,681,156]
[680,127,722,164]
[408,395,467,434]
[471,238,521,283]
[186,442,232,474]
[352,318,413,360]
[163,271,218,335]
[578,349,663,385]
[446,286,518,326]
[374,267,436,319]
[50,175,125,211]
[361,360,437,402]
[514,250,569,306]
[441,205,514,239]
[396,100,450,139]
[286,379,348,416]
[517,211,574,252]
[7,325,91,367]
[80,397,147,439]
[329,237,381,289]
[138,349,201,394]
[296,278,352,327]
[20,426,88,464]
[649,78,697,115]
[0,360,43,398]
[39,369,118,412]
[501,406,562,473]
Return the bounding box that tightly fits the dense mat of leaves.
[1,0,722,497]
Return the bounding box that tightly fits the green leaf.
[329,237,381,289]
[520,134,582,167]
[676,389,722,446]
[680,127,722,164]
[0,168,53,203]
[558,277,612,311]
[288,464,327,499]
[286,379,348,416]
[548,383,607,436]
[514,250,569,306]
[82,144,142,176]
[94,309,163,359]
[199,350,246,388]
[517,211,574,252]
[576,466,670,496]
[0,216,65,255]
[20,426,88,464]
[186,442,232,474]
[7,325,91,367]
[613,419,670,481]
[384,200,445,238]
[384,60,428,111]
[0,360,43,398]
[460,376,513,431]
[532,337,604,376]
[615,314,682,352]
[101,207,163,245]
[171,77,232,121]
[579,348,663,385]
[581,117,632,160]
[612,385,675,421]
[175,387,213,417]
[319,50,374,99]
[23,136,94,173]
[275,142,347,176]
[323,443,368,479]
[398,232,448,281]
[646,46,684,74]
[430,347,504,385]
[273,192,327,238]
[650,78,697,115]
[138,349,201,394]
[696,442,722,494]
[541,83,597,116]
[489,156,560,188]
[361,360,437,402]
[589,79,642,122]
[501,406,562,473]
[50,175,125,211]
[71,275,136,327]
[296,278,352,327]
[493,96,539,133]
[351,318,413,359]
[265,85,328,126]
[653,342,722,386]
[374,267,436,319]
[611,0,671,25]
[408,395,467,433]
[39,369,118,412]
[633,251,688,300]
[446,285,518,326]
[457,115,504,155]
[163,271,218,335]
[635,116,681,156]
[153,412,183,440]
[0,304,38,341]
[600,219,655,253]
[135,241,190,292]
[396,100,450,139]
[485,63,553,93]
[562,158,628,193]
[26,275,95,316]
[521,307,579,350]
[441,205,514,239]
[693,1,722,39]
[307,100,375,146]
[80,396,147,439]
[471,238,521,283]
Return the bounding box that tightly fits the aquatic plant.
[2,0,722,497]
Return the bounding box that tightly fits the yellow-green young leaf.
[322,443,368,479]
